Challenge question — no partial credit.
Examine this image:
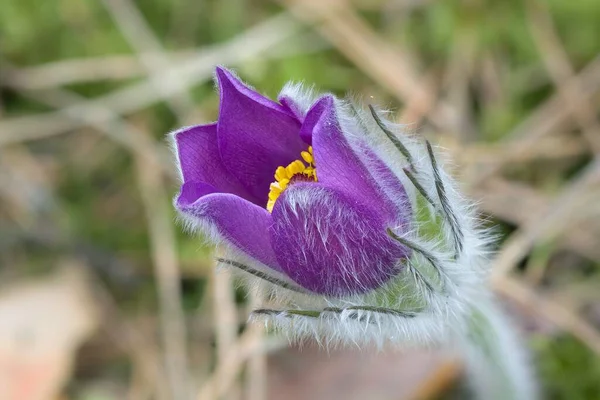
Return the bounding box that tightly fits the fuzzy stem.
[458,298,538,400]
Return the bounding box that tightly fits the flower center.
[267,146,317,212]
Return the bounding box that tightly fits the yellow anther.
[303,168,315,178]
[301,151,313,164]
[269,182,283,195]
[268,191,280,201]
[266,147,318,213]
[274,166,288,182]
[286,160,305,176]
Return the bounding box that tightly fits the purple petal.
[177,181,219,206]
[279,95,308,130]
[359,145,412,227]
[305,96,399,223]
[176,183,281,271]
[269,184,409,295]
[280,93,314,144]
[173,123,260,204]
[215,67,305,205]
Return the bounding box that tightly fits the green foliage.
[534,335,600,399]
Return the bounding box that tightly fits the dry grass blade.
[491,159,600,279]
[3,36,329,90]
[196,328,266,400]
[213,251,240,400]
[506,55,600,140]
[1,84,175,177]
[472,177,600,261]
[442,30,478,141]
[0,13,301,147]
[245,287,266,400]
[101,0,197,122]
[135,152,190,400]
[91,271,170,400]
[280,0,458,131]
[2,54,151,89]
[451,135,587,167]
[526,0,600,154]
[494,276,600,356]
[470,56,600,185]
[398,67,440,125]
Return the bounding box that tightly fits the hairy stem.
[458,299,538,400]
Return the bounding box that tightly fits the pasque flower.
[171,67,537,400]
[172,67,411,296]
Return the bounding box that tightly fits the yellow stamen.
[268,184,283,198]
[267,146,317,212]
[301,151,313,164]
[286,160,305,177]
[274,166,288,181]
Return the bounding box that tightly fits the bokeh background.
[1,0,600,399]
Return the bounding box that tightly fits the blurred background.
[1,0,599,399]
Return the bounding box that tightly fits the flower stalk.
[459,300,538,400]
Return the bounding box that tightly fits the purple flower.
[168,68,537,400]
[171,67,411,296]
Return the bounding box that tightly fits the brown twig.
[212,250,240,400]
[196,328,267,400]
[135,149,190,400]
[244,286,267,400]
